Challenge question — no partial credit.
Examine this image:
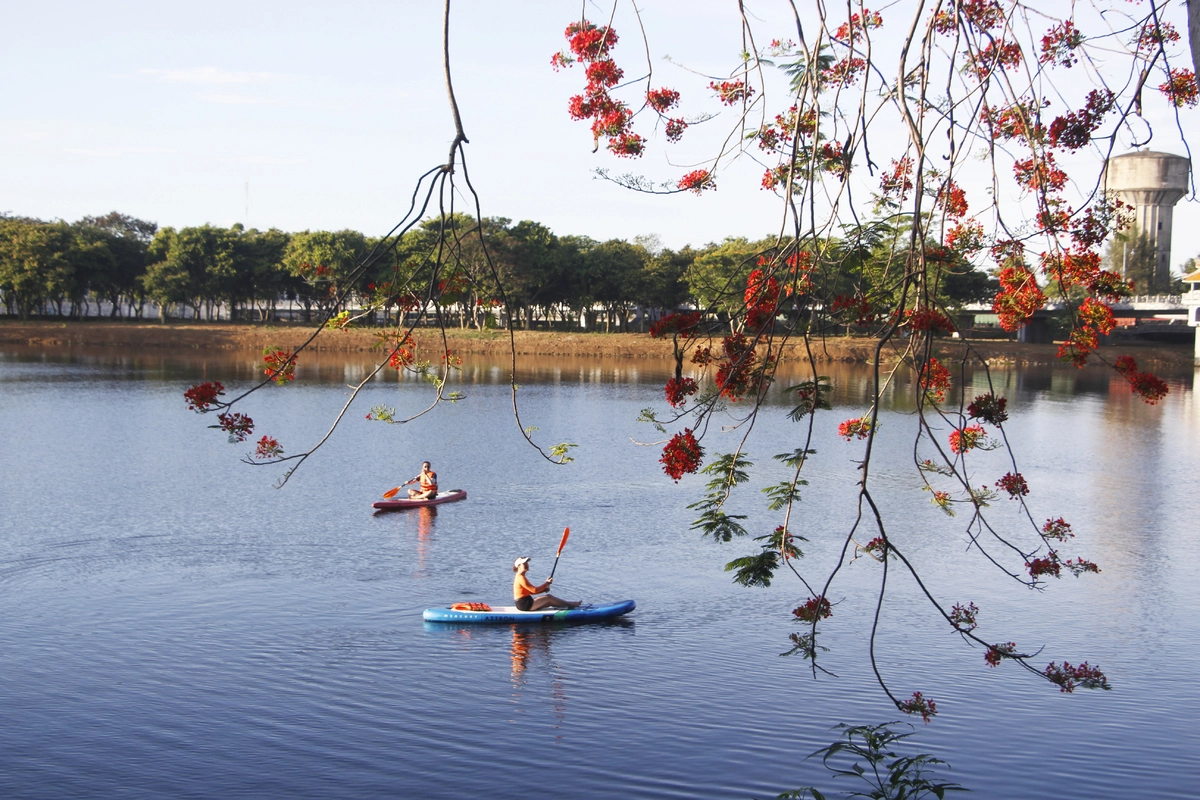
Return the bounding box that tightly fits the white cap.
[513,556,531,568]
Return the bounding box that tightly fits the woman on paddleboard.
[406,462,438,499]
[513,557,579,611]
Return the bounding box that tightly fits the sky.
[3,0,1199,273]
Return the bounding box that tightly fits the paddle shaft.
[546,527,570,582]
[383,476,423,498]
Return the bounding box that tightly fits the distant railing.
[1124,295,1181,305]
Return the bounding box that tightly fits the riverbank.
[0,319,1194,369]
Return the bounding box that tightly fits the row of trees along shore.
[0,211,1004,331]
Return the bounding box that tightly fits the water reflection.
[1,344,1193,409]
[373,505,439,576]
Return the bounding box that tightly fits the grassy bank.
[0,319,1193,369]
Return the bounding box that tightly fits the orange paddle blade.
[556,527,570,556]
[382,487,402,499]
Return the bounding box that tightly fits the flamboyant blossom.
[949,602,979,632]
[793,596,832,622]
[263,348,297,384]
[949,424,987,454]
[660,428,703,481]
[1114,356,1170,404]
[664,377,698,408]
[184,381,225,412]
[678,169,714,194]
[253,436,283,460]
[1044,661,1110,692]
[215,412,254,443]
[920,358,952,403]
[897,691,938,723]
[985,642,1017,667]
[996,472,1029,498]
[838,417,873,440]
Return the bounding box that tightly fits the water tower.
[1101,150,1190,294]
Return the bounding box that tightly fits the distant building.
[1102,150,1190,293]
[1182,268,1200,364]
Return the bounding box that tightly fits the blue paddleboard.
[423,599,635,624]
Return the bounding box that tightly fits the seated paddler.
[512,556,580,611]
[405,461,438,499]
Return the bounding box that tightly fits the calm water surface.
[1,347,1198,798]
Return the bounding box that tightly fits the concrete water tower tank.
[1102,150,1190,293]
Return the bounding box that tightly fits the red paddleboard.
[372,489,467,511]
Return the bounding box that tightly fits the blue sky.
[4,1,1199,271]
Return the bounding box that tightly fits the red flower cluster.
[878,157,913,199]
[906,307,956,334]
[949,424,986,454]
[920,357,952,403]
[862,537,887,556]
[992,265,1046,331]
[646,87,679,112]
[945,220,984,253]
[1041,517,1074,541]
[1048,89,1115,151]
[837,416,872,440]
[932,0,1004,34]
[820,57,866,87]
[980,100,1047,143]
[969,39,1023,81]
[1026,552,1060,579]
[833,8,883,42]
[743,269,780,330]
[793,596,832,623]
[1043,661,1110,693]
[555,22,654,159]
[1159,68,1199,108]
[897,691,938,724]
[216,412,254,443]
[184,381,225,411]
[298,262,331,279]
[263,348,296,384]
[648,311,702,339]
[1027,550,1098,580]
[713,333,759,401]
[1039,20,1084,68]
[949,601,979,632]
[1114,356,1170,404]
[1071,195,1130,252]
[1057,297,1117,367]
[995,472,1029,498]
[1136,20,1180,54]
[388,347,414,370]
[967,393,1008,424]
[664,377,698,408]
[818,141,848,180]
[985,642,1017,667]
[664,118,688,142]
[831,294,878,325]
[937,181,968,218]
[1014,152,1067,192]
[709,79,753,105]
[678,169,714,194]
[254,436,283,460]
[660,428,703,481]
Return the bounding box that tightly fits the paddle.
[382,478,418,499]
[546,527,570,582]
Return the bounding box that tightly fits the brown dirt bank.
[1,319,1194,369]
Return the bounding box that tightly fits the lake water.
[1,346,1198,799]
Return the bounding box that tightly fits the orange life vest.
[451,602,491,612]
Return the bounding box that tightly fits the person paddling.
[513,556,579,611]
[405,462,438,499]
